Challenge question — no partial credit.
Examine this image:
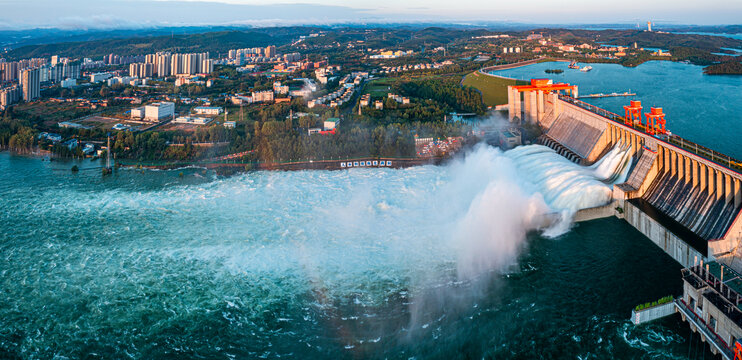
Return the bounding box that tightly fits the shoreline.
[122,156,450,173]
[1,150,456,175]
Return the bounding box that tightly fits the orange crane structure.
[510,78,578,94]
[508,79,578,123]
[644,107,667,135]
[623,100,643,127]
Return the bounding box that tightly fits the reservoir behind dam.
[493,60,742,159]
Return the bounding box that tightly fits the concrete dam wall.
[541,114,604,161]
[644,170,740,241]
[507,81,742,265]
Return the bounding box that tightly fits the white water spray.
[445,142,632,281]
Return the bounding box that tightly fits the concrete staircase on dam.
[542,114,604,162]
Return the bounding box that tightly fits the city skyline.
[0,0,740,30]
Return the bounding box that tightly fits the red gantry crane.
[623,100,642,127]
[645,107,667,136]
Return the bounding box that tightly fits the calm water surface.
[493,61,742,158]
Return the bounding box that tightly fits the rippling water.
[493,61,742,158]
[0,148,710,359]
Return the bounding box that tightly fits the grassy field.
[461,71,528,107]
[362,78,397,97]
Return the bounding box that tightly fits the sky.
[0,0,740,29]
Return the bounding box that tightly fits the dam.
[507,79,742,358]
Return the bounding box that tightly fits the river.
[491,60,742,159]
[0,144,712,359]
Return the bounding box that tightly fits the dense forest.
[397,78,486,115]
[704,61,742,75]
[535,28,742,52]
[253,119,468,162]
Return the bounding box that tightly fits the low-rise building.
[680,261,742,359]
[252,90,274,103]
[193,106,223,115]
[90,72,112,83]
[82,143,95,155]
[131,106,145,120]
[62,138,78,150]
[359,93,371,107]
[223,121,236,129]
[273,81,289,94]
[60,78,76,88]
[58,121,90,129]
[324,118,339,131]
[173,116,212,125]
[38,132,62,143]
[144,102,175,122]
[113,123,133,131]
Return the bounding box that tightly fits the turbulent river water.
[0,143,712,359]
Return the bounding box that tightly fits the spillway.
[505,143,632,214]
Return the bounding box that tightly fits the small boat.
[568,60,579,69]
[580,66,593,72]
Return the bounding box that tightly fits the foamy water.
[0,146,700,359]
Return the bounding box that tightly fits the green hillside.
[462,72,528,107]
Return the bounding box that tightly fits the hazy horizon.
[0,0,740,30]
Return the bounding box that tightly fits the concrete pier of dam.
[507,78,742,359]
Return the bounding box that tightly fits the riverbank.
[124,156,448,173]
[1,148,455,176]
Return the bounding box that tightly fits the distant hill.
[3,30,296,60]
[533,28,742,52]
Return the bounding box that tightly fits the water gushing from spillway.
[0,143,635,358]
[504,142,633,215]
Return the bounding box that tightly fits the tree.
[99,85,111,98]
[7,126,35,153]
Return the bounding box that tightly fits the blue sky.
[0,0,740,29]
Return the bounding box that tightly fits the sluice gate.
[541,114,604,163]
[537,135,582,163]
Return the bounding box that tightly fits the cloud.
[0,0,395,30]
[0,0,739,29]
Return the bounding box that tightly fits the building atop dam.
[507,79,742,359]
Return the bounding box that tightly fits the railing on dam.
[676,297,735,360]
[559,95,742,173]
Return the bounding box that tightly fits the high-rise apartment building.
[265,45,276,58]
[0,62,19,82]
[21,68,40,102]
[201,59,214,74]
[156,54,171,77]
[0,84,21,109]
[171,54,183,75]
